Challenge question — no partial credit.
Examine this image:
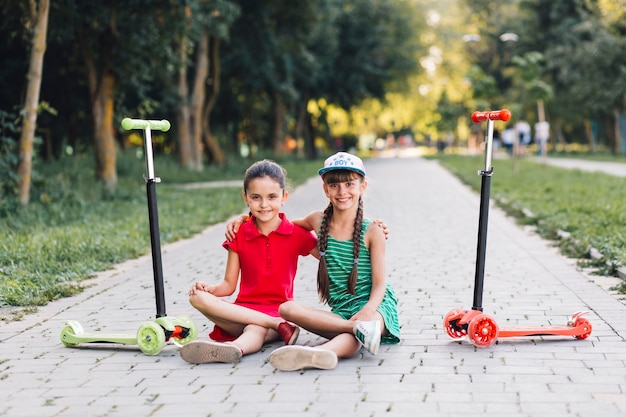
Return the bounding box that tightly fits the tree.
[218,0,337,158]
[519,0,626,151]
[174,0,239,170]
[17,0,49,205]
[50,1,198,188]
[220,0,422,158]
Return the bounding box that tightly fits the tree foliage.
[2,0,625,210]
[461,0,626,149]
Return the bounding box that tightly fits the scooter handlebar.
[471,109,511,123]
[121,118,171,132]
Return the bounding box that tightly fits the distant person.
[501,126,516,155]
[516,120,531,154]
[535,121,550,157]
[268,152,401,371]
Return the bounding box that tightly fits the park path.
[0,154,624,417]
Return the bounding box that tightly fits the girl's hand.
[188,281,215,295]
[373,219,390,240]
[225,215,249,241]
[350,306,377,322]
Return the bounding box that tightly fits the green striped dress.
[324,218,400,344]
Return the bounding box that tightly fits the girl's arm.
[351,224,387,322]
[292,210,323,232]
[225,211,389,240]
[225,210,322,239]
[189,250,240,297]
[225,214,250,241]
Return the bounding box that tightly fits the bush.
[0,110,21,214]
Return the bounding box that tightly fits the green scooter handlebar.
[121,117,171,132]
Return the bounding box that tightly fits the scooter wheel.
[171,316,198,346]
[468,314,498,348]
[137,321,166,355]
[573,317,592,340]
[444,310,467,340]
[60,325,80,347]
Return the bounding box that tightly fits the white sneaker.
[353,320,382,355]
[180,340,242,364]
[269,345,338,371]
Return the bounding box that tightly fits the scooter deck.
[498,325,589,338]
[62,331,137,346]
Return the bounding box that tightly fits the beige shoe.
[269,345,338,371]
[180,340,242,364]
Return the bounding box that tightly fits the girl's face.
[243,176,287,223]
[323,174,366,210]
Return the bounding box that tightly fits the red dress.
[210,213,317,341]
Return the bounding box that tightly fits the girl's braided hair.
[317,170,364,303]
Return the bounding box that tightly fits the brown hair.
[316,170,364,303]
[242,159,287,217]
[243,159,287,193]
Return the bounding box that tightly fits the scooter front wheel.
[444,309,467,340]
[137,321,166,355]
[171,316,198,346]
[573,317,592,340]
[60,320,85,347]
[468,314,498,348]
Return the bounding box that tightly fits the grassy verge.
[428,153,626,280]
[0,150,323,311]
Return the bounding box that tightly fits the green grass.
[428,153,626,276]
[0,150,323,309]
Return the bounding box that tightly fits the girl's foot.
[353,320,381,355]
[269,345,338,371]
[180,340,243,364]
[277,322,300,345]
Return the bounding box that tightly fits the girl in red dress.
[180,160,318,364]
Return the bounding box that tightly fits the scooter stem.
[471,117,497,311]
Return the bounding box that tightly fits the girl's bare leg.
[190,291,284,336]
[231,324,276,355]
[279,301,350,338]
[279,301,382,359]
[188,291,292,354]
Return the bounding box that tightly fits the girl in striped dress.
[269,152,400,371]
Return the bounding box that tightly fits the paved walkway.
[1,156,625,417]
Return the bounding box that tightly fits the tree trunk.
[553,122,565,153]
[176,36,193,169]
[82,20,117,190]
[189,32,209,170]
[583,119,595,153]
[295,97,308,158]
[295,95,316,159]
[91,70,117,190]
[270,90,286,154]
[17,0,49,205]
[202,36,225,165]
[613,108,622,155]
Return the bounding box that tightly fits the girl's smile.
[324,179,365,209]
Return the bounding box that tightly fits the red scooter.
[443,110,592,348]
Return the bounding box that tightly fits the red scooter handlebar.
[471,109,511,123]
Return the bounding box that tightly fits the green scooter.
[60,118,198,355]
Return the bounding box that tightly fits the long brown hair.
[316,170,364,303]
